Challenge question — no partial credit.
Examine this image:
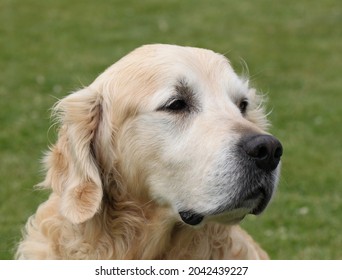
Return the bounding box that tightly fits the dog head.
[46,44,282,225]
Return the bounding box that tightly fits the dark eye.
[165,99,188,112]
[239,99,248,114]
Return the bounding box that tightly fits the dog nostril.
[241,134,283,172]
[256,145,268,160]
[274,146,283,159]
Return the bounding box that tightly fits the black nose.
[241,134,283,172]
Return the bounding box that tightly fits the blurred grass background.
[0,0,341,259]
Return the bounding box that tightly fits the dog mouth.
[179,211,204,226]
[179,188,271,226]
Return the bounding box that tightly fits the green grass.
[1,0,341,259]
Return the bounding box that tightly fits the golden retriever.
[16,44,282,259]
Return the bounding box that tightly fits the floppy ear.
[41,87,103,224]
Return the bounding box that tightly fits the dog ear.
[41,87,103,224]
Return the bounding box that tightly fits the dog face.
[53,44,282,226]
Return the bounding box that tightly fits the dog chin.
[179,208,250,226]
[207,208,250,225]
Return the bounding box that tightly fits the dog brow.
[175,79,194,98]
[176,79,198,104]
[174,79,200,113]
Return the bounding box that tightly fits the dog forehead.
[142,46,249,106]
[93,44,248,111]
[138,44,234,76]
[116,44,233,77]
[137,44,247,91]
[130,44,243,89]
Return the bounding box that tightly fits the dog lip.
[179,211,204,225]
[250,200,267,215]
[247,188,270,215]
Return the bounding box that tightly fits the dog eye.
[239,99,248,114]
[165,99,188,112]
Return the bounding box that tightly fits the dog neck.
[99,185,239,259]
[100,184,176,259]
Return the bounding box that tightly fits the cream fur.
[16,44,276,259]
